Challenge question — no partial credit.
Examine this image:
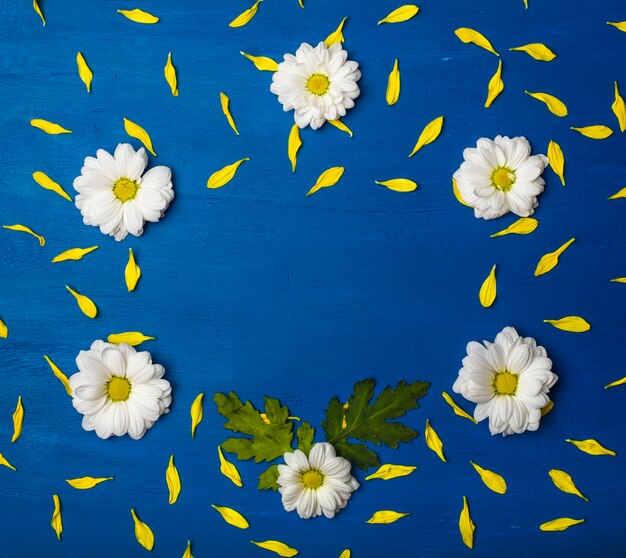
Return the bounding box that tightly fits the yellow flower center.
[301,470,324,489]
[306,74,330,96]
[113,177,140,202]
[493,371,518,396]
[106,376,132,402]
[491,167,516,191]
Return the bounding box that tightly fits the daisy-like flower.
[73,143,174,241]
[277,442,359,519]
[453,327,557,436]
[270,41,361,130]
[69,340,172,440]
[454,135,548,220]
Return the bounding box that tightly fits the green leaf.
[296,422,315,454]
[214,392,294,463]
[258,464,280,491]
[322,379,429,470]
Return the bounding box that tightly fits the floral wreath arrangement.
[213,378,429,519]
[4,3,617,552]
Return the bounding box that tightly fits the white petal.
[112,403,130,436]
[284,450,309,472]
[123,202,145,236]
[74,382,106,401]
[101,347,126,376]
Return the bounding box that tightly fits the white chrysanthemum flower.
[277,442,359,519]
[453,136,548,220]
[270,42,361,130]
[69,341,172,440]
[453,327,557,436]
[73,143,174,241]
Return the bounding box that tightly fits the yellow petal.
[76,52,93,92]
[11,396,23,443]
[470,461,507,494]
[230,0,263,28]
[164,52,179,96]
[612,82,626,132]
[240,51,278,72]
[484,60,504,108]
[570,125,613,139]
[541,400,554,416]
[131,509,154,550]
[307,166,344,196]
[166,455,181,505]
[490,217,538,237]
[534,237,575,276]
[366,510,411,524]
[339,551,351,558]
[288,125,302,173]
[43,355,72,395]
[117,9,159,24]
[220,92,239,135]
[33,0,45,25]
[608,186,626,200]
[454,27,499,56]
[453,178,471,207]
[260,413,301,424]
[549,469,588,501]
[525,91,568,117]
[107,332,155,346]
[125,248,141,292]
[327,119,353,137]
[566,438,616,456]
[509,43,556,61]
[409,115,444,157]
[479,264,496,308]
[52,246,98,263]
[540,518,584,531]
[207,158,250,189]
[442,391,477,423]
[544,316,590,333]
[325,17,348,46]
[0,317,7,339]
[547,140,565,185]
[250,540,298,557]
[298,0,304,7]
[375,178,418,192]
[365,464,416,481]
[425,419,446,462]
[212,504,249,529]
[459,496,475,549]
[190,393,204,438]
[378,5,419,25]
[66,476,113,489]
[183,540,194,558]
[30,118,72,134]
[32,169,72,199]
[605,375,626,389]
[3,224,45,246]
[51,495,62,540]
[523,0,528,8]
[218,446,243,487]
[66,286,97,318]
[0,453,16,471]
[386,59,400,106]
[607,21,626,32]
[123,117,157,156]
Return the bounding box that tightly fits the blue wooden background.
[1,0,625,556]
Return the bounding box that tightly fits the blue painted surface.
[0,0,625,556]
